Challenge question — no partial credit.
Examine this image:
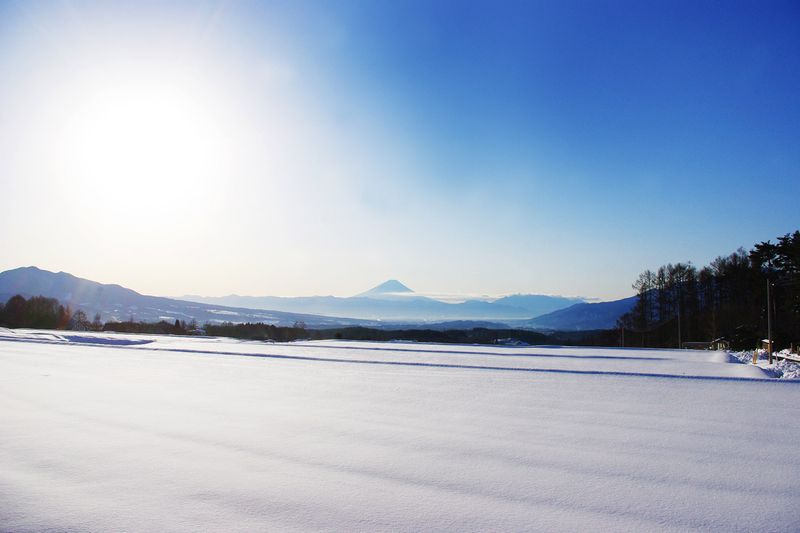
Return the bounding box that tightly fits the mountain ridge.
[0,267,634,328]
[0,266,377,327]
[519,296,637,330]
[179,279,587,321]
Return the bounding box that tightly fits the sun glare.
[53,68,236,216]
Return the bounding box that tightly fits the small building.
[711,337,730,351]
[681,339,730,351]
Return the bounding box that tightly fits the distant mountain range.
[0,266,636,330]
[0,267,377,328]
[181,280,585,321]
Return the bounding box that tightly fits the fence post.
[767,279,773,365]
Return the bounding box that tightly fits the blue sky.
[0,1,798,300]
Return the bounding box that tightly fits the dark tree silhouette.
[619,231,800,350]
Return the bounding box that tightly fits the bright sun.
[54,69,235,215]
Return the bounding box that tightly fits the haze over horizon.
[1,1,798,300]
[0,265,596,305]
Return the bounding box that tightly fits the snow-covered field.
[1,329,798,532]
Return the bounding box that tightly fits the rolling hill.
[519,296,637,331]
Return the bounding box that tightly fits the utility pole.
[677,303,681,349]
[767,279,773,364]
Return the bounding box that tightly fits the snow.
[1,330,799,531]
[730,349,800,379]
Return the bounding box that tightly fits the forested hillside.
[619,231,799,349]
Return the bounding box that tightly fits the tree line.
[0,294,195,334]
[204,322,555,345]
[103,318,199,335]
[618,230,800,350]
[0,295,101,331]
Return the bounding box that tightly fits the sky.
[1,0,798,301]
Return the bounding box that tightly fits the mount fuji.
[0,267,632,327]
[182,280,584,322]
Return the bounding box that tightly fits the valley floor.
[0,330,798,531]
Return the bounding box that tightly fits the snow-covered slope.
[356,279,415,297]
[1,331,798,531]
